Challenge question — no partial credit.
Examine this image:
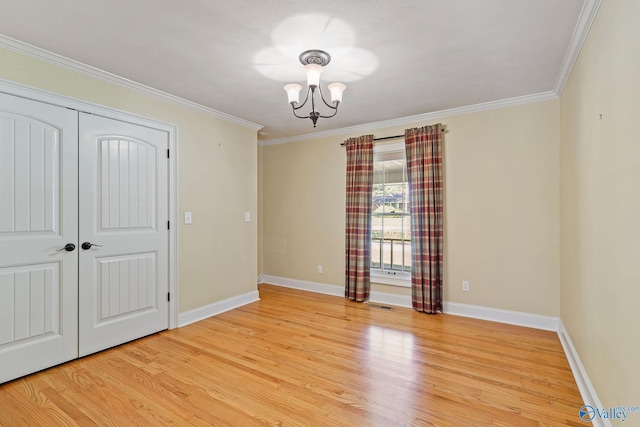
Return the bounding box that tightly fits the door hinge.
[167,149,170,158]
[167,292,171,302]
[167,220,170,230]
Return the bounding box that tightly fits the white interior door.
[78,113,169,357]
[0,93,79,383]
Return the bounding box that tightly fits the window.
[371,144,411,286]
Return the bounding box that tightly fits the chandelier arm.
[317,85,339,111]
[291,87,312,120]
[291,86,312,112]
[310,85,317,116]
[291,106,311,120]
[286,81,341,125]
[318,104,340,119]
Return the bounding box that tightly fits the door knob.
[56,243,76,252]
[81,242,103,250]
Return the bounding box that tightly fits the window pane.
[403,214,411,240]
[402,240,412,270]
[371,150,411,275]
[391,242,405,270]
[381,240,392,269]
[371,239,381,268]
[371,215,383,239]
[372,183,384,214]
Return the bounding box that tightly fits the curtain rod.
[374,134,404,142]
[340,129,445,146]
[340,134,403,146]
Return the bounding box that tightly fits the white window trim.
[371,141,411,287]
[371,269,411,287]
[373,141,404,155]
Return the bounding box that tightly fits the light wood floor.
[0,284,584,426]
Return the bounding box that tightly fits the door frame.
[0,78,179,329]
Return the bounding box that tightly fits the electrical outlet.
[462,281,470,292]
[317,265,323,274]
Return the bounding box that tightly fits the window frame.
[371,142,411,287]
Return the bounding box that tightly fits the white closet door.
[0,93,78,383]
[78,113,169,357]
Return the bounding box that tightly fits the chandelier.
[283,49,346,127]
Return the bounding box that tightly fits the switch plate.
[244,211,251,223]
[462,281,470,292]
[184,211,192,224]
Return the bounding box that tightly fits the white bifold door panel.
[78,114,168,357]
[0,93,169,383]
[0,93,79,383]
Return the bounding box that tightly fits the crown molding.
[553,0,602,95]
[259,91,557,146]
[259,0,602,147]
[0,0,600,140]
[0,34,263,131]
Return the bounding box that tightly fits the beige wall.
[262,99,560,316]
[560,0,640,407]
[0,47,259,314]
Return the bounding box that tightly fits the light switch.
[184,211,192,224]
[244,211,251,223]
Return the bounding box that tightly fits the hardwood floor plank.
[0,284,583,426]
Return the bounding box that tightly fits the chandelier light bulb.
[304,64,323,87]
[327,83,346,104]
[283,83,302,104]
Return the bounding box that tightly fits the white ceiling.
[0,0,592,141]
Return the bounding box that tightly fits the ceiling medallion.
[299,49,331,66]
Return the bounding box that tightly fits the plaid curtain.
[344,135,374,302]
[405,124,444,313]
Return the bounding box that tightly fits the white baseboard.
[443,301,560,331]
[263,275,558,330]
[262,275,344,297]
[178,290,260,327]
[262,275,412,308]
[557,321,609,427]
